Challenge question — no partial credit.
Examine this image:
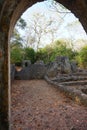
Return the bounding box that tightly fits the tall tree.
[10,17,26,49]
[47,0,71,15]
[24,12,63,51]
[10,18,27,63]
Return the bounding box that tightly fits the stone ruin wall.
[11,56,77,80]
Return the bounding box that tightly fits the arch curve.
[9,0,87,36]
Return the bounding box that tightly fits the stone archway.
[0,0,87,129]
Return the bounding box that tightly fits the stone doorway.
[0,0,87,129]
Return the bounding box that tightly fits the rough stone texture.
[11,64,15,80]
[30,64,47,79]
[15,66,31,80]
[46,56,72,78]
[22,60,31,67]
[34,60,44,65]
[14,57,75,79]
[0,0,87,129]
[71,61,77,72]
[15,64,47,80]
[45,70,87,107]
[46,62,59,77]
[55,56,71,73]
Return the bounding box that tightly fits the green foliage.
[36,48,49,63]
[76,45,87,68]
[52,40,77,61]
[10,22,78,66]
[16,18,27,29]
[11,47,23,64]
[10,47,36,64]
[10,17,26,49]
[10,17,27,64]
[10,38,78,64]
[24,47,36,63]
[10,28,23,64]
[35,40,76,63]
[10,29,23,49]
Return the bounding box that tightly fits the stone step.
[60,80,87,86]
[45,75,87,106]
[52,76,87,83]
[56,72,87,77]
[72,73,87,76]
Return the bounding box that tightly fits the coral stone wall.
[0,0,87,129]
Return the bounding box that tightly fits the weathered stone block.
[22,60,31,67]
[10,64,15,80]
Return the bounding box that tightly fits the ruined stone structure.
[15,64,47,80]
[46,56,73,77]
[45,71,87,107]
[0,0,87,129]
[11,57,76,80]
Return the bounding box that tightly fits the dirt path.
[11,80,87,130]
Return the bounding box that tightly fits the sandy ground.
[11,80,87,130]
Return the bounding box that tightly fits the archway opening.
[10,1,87,130]
[1,0,87,130]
